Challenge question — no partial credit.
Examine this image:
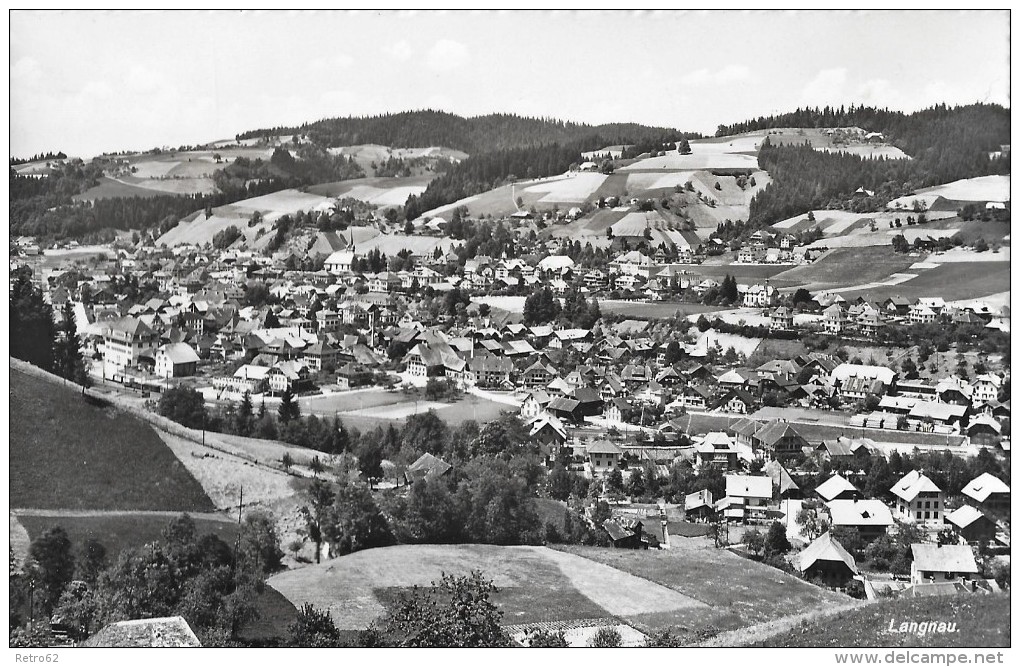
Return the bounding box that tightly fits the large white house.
[891,470,945,527]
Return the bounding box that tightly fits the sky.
[8,9,1011,158]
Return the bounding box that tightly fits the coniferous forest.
[9,105,1009,241]
[742,104,1010,226]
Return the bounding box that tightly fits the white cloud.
[384,40,413,62]
[426,39,469,72]
[331,53,355,68]
[125,65,164,95]
[80,80,114,99]
[922,80,954,105]
[11,56,44,90]
[680,64,749,86]
[310,53,355,71]
[855,78,906,109]
[680,68,711,86]
[319,89,374,116]
[800,68,848,106]
[716,64,750,84]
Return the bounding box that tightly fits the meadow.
[73,176,171,201]
[10,367,214,512]
[755,594,1009,648]
[329,394,511,433]
[839,261,1009,302]
[887,175,1010,209]
[552,541,851,637]
[772,246,917,289]
[268,543,705,633]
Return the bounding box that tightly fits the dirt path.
[9,513,32,562]
[692,599,869,647]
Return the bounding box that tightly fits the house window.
[916,512,922,520]
[924,512,930,520]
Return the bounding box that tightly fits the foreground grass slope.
[553,540,851,635]
[268,543,706,632]
[755,594,1010,648]
[10,367,214,512]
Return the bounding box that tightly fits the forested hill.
[743,104,1010,227]
[236,109,695,223]
[717,103,1010,156]
[237,110,690,154]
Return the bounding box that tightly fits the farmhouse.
[966,414,1002,447]
[771,306,794,330]
[764,459,801,499]
[814,437,873,464]
[587,440,623,476]
[742,283,778,307]
[694,432,740,470]
[960,472,1010,514]
[684,489,715,522]
[719,474,772,524]
[154,342,201,378]
[267,360,312,394]
[830,364,895,401]
[909,544,978,585]
[526,413,568,462]
[720,387,756,414]
[822,304,847,334]
[944,505,997,544]
[753,421,810,461]
[796,531,859,588]
[404,453,453,485]
[971,374,1003,405]
[467,356,513,388]
[302,341,341,372]
[603,519,651,550]
[814,473,862,502]
[825,499,893,544]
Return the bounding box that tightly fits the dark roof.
[754,421,807,446]
[603,520,634,542]
[571,386,603,404]
[404,453,452,484]
[547,397,582,413]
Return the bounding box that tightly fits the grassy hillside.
[840,261,1010,302]
[755,594,1009,647]
[10,367,214,512]
[269,543,708,632]
[552,541,851,634]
